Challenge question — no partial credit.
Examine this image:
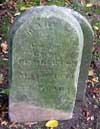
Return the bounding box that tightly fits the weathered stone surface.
[9,6,93,122]
[66,8,94,106]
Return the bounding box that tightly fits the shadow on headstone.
[67,9,94,114]
[8,6,93,122]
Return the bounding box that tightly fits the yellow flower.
[88,69,94,76]
[45,120,59,129]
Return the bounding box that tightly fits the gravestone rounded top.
[9,6,86,122]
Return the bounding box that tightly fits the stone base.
[9,102,72,122]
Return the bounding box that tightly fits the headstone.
[9,6,93,122]
[65,8,94,112]
[66,8,94,102]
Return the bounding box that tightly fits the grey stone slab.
[9,6,93,122]
[66,8,94,105]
